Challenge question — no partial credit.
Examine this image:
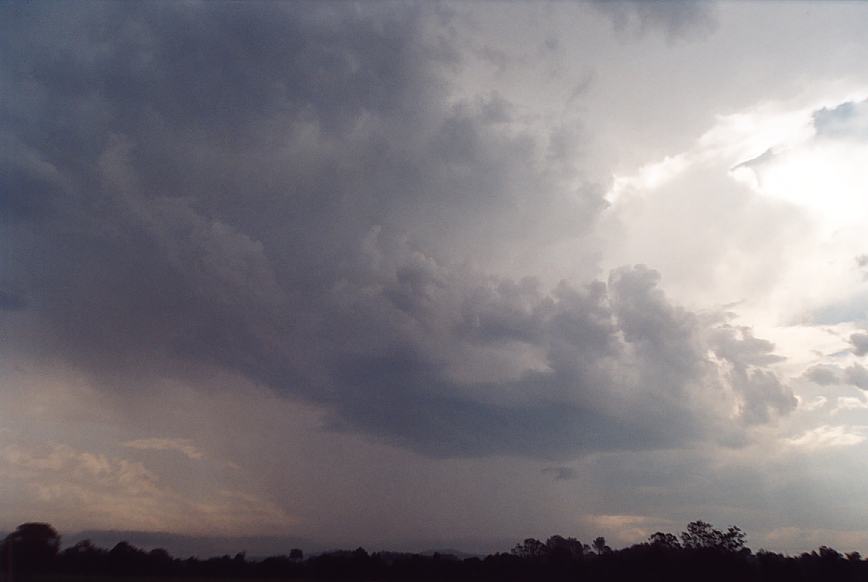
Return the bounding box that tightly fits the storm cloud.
[0,2,797,461]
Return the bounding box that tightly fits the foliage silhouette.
[1,520,866,581]
[648,531,681,549]
[592,536,611,555]
[1,523,60,577]
[680,520,746,553]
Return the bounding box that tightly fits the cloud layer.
[0,2,797,461]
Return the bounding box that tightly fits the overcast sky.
[3,0,868,556]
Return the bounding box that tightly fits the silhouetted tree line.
[2,521,867,581]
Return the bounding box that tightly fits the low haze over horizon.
[4,0,868,557]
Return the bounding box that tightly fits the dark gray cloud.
[1,2,791,460]
[804,364,842,386]
[591,0,717,42]
[850,333,868,357]
[319,259,794,456]
[803,362,868,391]
[845,364,868,390]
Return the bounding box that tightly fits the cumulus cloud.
[810,363,868,390]
[804,365,842,386]
[0,1,797,462]
[323,256,796,456]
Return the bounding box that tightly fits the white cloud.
[799,395,828,412]
[833,397,868,414]
[786,425,868,450]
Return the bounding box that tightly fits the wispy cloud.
[786,425,868,450]
[833,396,868,414]
[125,438,205,461]
[1,441,295,535]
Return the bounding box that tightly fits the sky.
[3,0,868,557]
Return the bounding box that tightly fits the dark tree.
[511,538,547,560]
[680,520,745,553]
[592,536,611,555]
[648,531,681,549]
[5,519,868,582]
[545,535,585,560]
[59,539,107,574]
[1,523,61,573]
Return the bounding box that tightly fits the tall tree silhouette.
[1,523,61,574]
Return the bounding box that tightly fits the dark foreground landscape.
[3,522,867,582]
